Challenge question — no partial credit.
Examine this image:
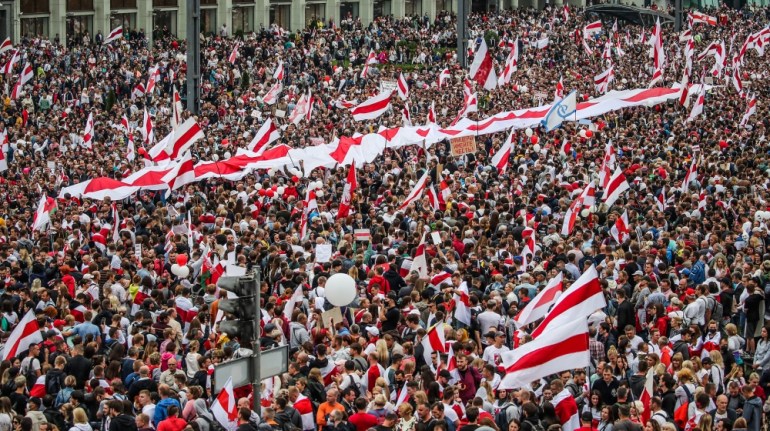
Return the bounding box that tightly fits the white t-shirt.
[482,344,510,366]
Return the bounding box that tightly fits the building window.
[21,17,48,37]
[153,10,177,36]
[339,2,359,21]
[111,13,136,30]
[269,4,290,30]
[67,0,94,11]
[232,6,253,33]
[111,0,137,8]
[405,0,422,16]
[153,0,177,7]
[436,0,453,12]
[20,0,48,14]
[201,8,217,35]
[67,15,93,39]
[306,3,325,27]
[373,0,391,17]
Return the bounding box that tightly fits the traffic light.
[216,274,259,346]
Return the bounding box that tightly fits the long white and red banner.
[59,85,704,200]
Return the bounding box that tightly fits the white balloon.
[325,273,357,307]
[276,186,285,195]
[579,130,587,138]
[267,168,275,176]
[212,154,219,161]
[580,209,590,218]
[533,144,541,152]
[316,190,324,197]
[171,264,182,276]
[177,266,190,278]
[525,128,533,137]
[224,151,232,159]
[255,184,263,190]
[315,181,324,190]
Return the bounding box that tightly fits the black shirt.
[382,306,400,332]
[9,392,27,415]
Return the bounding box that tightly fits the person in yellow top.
[316,388,345,431]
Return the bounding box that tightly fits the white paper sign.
[315,244,333,263]
[275,109,286,118]
[227,251,236,265]
[380,79,397,93]
[431,232,442,245]
[134,243,142,260]
[226,264,246,277]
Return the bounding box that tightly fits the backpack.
[199,415,228,431]
[346,375,362,398]
[45,372,63,395]
[21,357,39,389]
[495,404,518,431]
[707,296,724,325]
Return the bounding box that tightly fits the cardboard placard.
[134,243,142,261]
[380,79,397,93]
[275,109,286,118]
[431,232,442,245]
[315,244,332,262]
[321,307,343,328]
[450,135,477,156]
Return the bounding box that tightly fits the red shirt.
[156,417,186,431]
[349,412,379,431]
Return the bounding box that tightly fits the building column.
[392,0,405,17]
[94,0,110,39]
[325,0,339,27]
[359,0,373,26]
[177,3,187,39]
[289,0,304,31]
[137,0,152,42]
[218,0,232,36]
[50,0,67,44]
[11,1,19,42]
[424,0,436,21]
[254,0,270,30]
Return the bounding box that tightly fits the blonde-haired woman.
[675,369,696,409]
[706,351,725,394]
[396,403,416,431]
[68,408,92,431]
[375,339,389,365]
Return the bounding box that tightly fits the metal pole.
[186,0,201,114]
[675,0,682,32]
[457,0,467,68]
[252,268,262,412]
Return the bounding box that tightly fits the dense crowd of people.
[0,3,770,431]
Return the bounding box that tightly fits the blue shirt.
[70,321,101,340]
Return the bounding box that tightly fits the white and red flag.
[594,64,614,94]
[583,20,603,38]
[145,65,160,95]
[171,85,183,130]
[11,63,34,99]
[104,26,123,44]
[360,50,377,79]
[132,82,146,100]
[469,38,497,91]
[247,119,280,154]
[498,38,519,86]
[397,72,409,100]
[681,158,698,192]
[32,195,57,232]
[337,163,357,219]
[427,101,437,124]
[273,61,284,81]
[350,91,392,121]
[421,324,446,368]
[530,265,605,339]
[228,42,240,65]
[499,319,590,390]
[398,171,430,211]
[161,152,196,195]
[656,188,666,212]
[603,167,630,208]
[411,234,429,278]
[515,273,563,327]
[82,113,94,149]
[554,389,581,431]
[454,282,472,326]
[211,376,238,431]
[0,310,43,360]
[686,83,706,122]
[740,93,757,127]
[166,118,204,160]
[640,368,655,425]
[689,10,717,26]
[555,76,564,100]
[141,108,153,145]
[491,131,514,174]
[299,189,318,240]
[610,210,630,244]
[1,49,18,75]
[262,81,283,105]
[438,68,451,88]
[0,37,12,54]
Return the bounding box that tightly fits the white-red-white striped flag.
[583,20,603,38]
[1,310,42,360]
[421,324,446,368]
[247,119,280,155]
[350,91,392,121]
[515,273,563,327]
[337,163,357,219]
[104,26,123,44]
[0,37,12,54]
[398,170,430,211]
[610,210,630,244]
[397,72,409,100]
[211,376,238,431]
[469,38,497,91]
[603,167,629,208]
